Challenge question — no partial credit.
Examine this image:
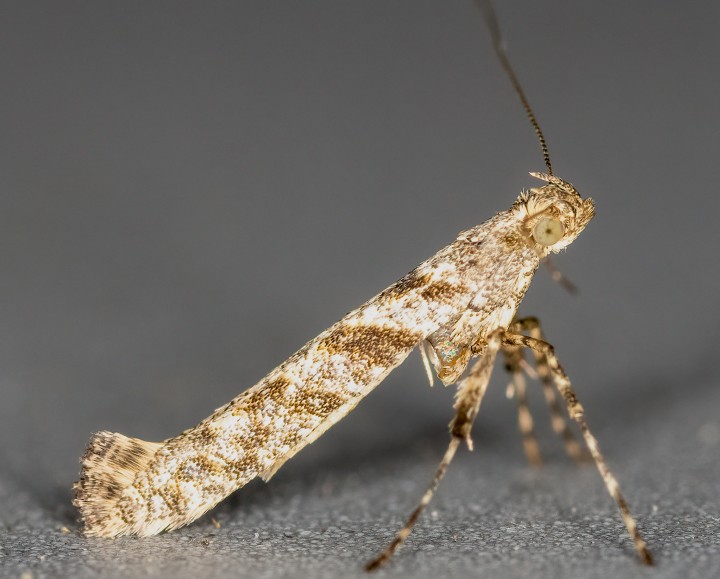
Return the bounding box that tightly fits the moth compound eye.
[533,217,565,246]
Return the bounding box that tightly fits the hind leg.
[503,342,543,467]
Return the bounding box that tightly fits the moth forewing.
[74,233,494,537]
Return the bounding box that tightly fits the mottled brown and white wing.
[74,242,479,537]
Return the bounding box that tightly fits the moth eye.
[533,217,565,246]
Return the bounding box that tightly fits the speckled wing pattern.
[73,179,575,538]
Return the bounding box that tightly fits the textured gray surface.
[2,382,720,578]
[1,0,720,577]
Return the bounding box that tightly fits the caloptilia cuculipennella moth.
[74,0,653,570]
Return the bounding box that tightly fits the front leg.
[502,331,653,566]
[509,317,588,462]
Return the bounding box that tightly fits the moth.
[74,0,653,570]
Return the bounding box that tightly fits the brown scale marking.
[419,281,463,303]
[245,414,274,448]
[90,445,110,461]
[563,392,583,416]
[275,432,300,453]
[226,431,253,456]
[158,483,185,515]
[226,388,258,416]
[503,233,520,247]
[153,487,172,512]
[211,460,235,480]
[271,390,348,450]
[314,363,363,397]
[224,375,293,426]
[202,483,224,497]
[313,356,369,402]
[458,255,479,269]
[229,400,251,418]
[194,424,219,445]
[216,457,247,480]
[114,441,148,469]
[262,375,293,406]
[513,288,526,301]
[347,361,374,386]
[102,481,122,500]
[228,444,260,475]
[321,325,420,369]
[106,451,129,470]
[224,460,244,479]
[379,269,433,300]
[209,446,247,476]
[182,455,224,480]
[295,388,347,419]
[133,482,155,504]
[117,498,135,526]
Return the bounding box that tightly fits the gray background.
[1,1,719,577]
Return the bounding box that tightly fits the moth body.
[71,0,658,569]
[74,173,593,538]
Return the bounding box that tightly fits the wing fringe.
[73,431,162,537]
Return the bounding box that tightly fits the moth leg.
[503,343,543,467]
[502,332,653,566]
[366,332,502,571]
[365,436,462,572]
[510,317,588,463]
[419,341,436,388]
[452,330,503,449]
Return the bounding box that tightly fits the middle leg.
[366,331,503,571]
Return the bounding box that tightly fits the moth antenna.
[543,256,578,294]
[474,0,553,175]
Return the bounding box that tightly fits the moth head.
[520,172,595,254]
